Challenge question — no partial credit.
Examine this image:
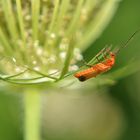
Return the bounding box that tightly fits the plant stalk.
[24,89,41,140]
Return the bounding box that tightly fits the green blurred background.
[0,0,140,140]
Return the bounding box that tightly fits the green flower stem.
[66,0,84,35]
[45,0,60,48]
[24,89,41,140]
[16,0,26,45]
[60,37,75,78]
[48,0,60,33]
[0,27,13,55]
[31,0,40,41]
[54,0,70,32]
[1,0,18,41]
[16,0,30,63]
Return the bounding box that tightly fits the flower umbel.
[0,0,120,85]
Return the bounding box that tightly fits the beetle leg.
[82,59,93,67]
[94,47,107,62]
[95,56,100,62]
[102,45,112,59]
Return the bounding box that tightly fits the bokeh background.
[0,0,140,140]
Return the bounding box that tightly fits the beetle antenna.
[114,29,140,55]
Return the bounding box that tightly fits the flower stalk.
[24,89,41,140]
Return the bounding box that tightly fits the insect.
[74,30,139,82]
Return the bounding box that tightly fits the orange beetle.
[74,50,115,81]
[74,30,139,82]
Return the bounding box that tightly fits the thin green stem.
[44,0,60,48]
[60,37,75,78]
[7,76,44,81]
[31,0,40,41]
[4,69,28,79]
[24,89,41,140]
[16,0,26,45]
[1,0,18,41]
[16,0,30,63]
[54,0,70,32]
[66,0,84,35]
[48,0,60,33]
[27,67,58,80]
[0,27,13,55]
